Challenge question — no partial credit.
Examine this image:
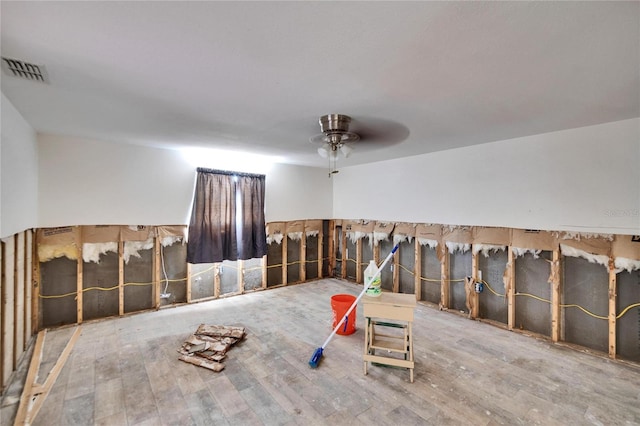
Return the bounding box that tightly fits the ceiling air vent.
[1,57,49,83]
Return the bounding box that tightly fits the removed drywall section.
[419,245,441,305]
[398,240,415,295]
[190,263,216,299]
[40,257,77,328]
[563,256,609,353]
[478,249,508,324]
[616,270,640,362]
[514,251,552,336]
[124,248,154,313]
[333,118,639,235]
[449,250,472,313]
[1,94,38,238]
[82,252,119,321]
[162,242,187,304]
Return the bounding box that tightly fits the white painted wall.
[334,118,640,235]
[38,134,331,227]
[1,93,38,238]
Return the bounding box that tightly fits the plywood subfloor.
[3,279,639,425]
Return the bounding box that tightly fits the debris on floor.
[178,324,246,372]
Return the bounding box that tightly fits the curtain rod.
[196,168,265,179]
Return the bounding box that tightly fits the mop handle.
[320,244,399,350]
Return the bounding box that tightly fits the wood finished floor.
[2,278,640,425]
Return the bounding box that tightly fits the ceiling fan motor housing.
[319,114,352,134]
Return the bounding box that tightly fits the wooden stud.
[238,259,244,294]
[24,230,33,348]
[300,232,306,283]
[414,239,422,301]
[186,262,192,303]
[261,255,267,289]
[282,235,288,286]
[470,248,479,319]
[440,247,450,310]
[118,240,124,316]
[507,247,515,331]
[14,233,25,365]
[318,226,324,278]
[340,228,347,280]
[25,326,81,424]
[608,258,617,359]
[154,236,161,309]
[373,241,380,265]
[392,244,400,293]
[214,263,221,298]
[356,238,363,284]
[31,230,40,335]
[14,329,46,426]
[1,238,8,389]
[550,249,562,343]
[327,220,335,277]
[76,242,83,324]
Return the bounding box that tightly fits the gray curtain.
[187,168,267,264]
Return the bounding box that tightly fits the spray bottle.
[364,260,381,297]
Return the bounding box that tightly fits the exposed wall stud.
[76,243,83,324]
[507,247,515,330]
[118,240,124,316]
[440,247,450,310]
[261,255,267,289]
[414,239,422,301]
[550,249,562,342]
[237,259,244,294]
[300,233,306,283]
[608,258,617,359]
[282,236,288,285]
[392,245,400,293]
[186,262,192,303]
[356,238,363,284]
[470,248,479,319]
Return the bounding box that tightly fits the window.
[187,168,267,263]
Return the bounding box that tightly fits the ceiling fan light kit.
[311,114,360,177]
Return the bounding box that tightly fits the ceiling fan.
[310,114,360,177]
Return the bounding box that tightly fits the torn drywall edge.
[555,231,614,241]
[266,234,284,245]
[124,238,154,263]
[393,234,413,245]
[305,230,319,238]
[83,242,118,263]
[372,231,390,244]
[473,244,506,257]
[446,241,471,254]
[417,238,438,249]
[38,244,79,262]
[511,247,542,259]
[347,231,369,244]
[614,257,640,273]
[288,231,303,241]
[560,243,609,268]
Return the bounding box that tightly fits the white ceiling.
[1,1,638,168]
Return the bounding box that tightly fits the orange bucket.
[331,294,357,335]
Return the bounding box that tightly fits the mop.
[308,244,399,368]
